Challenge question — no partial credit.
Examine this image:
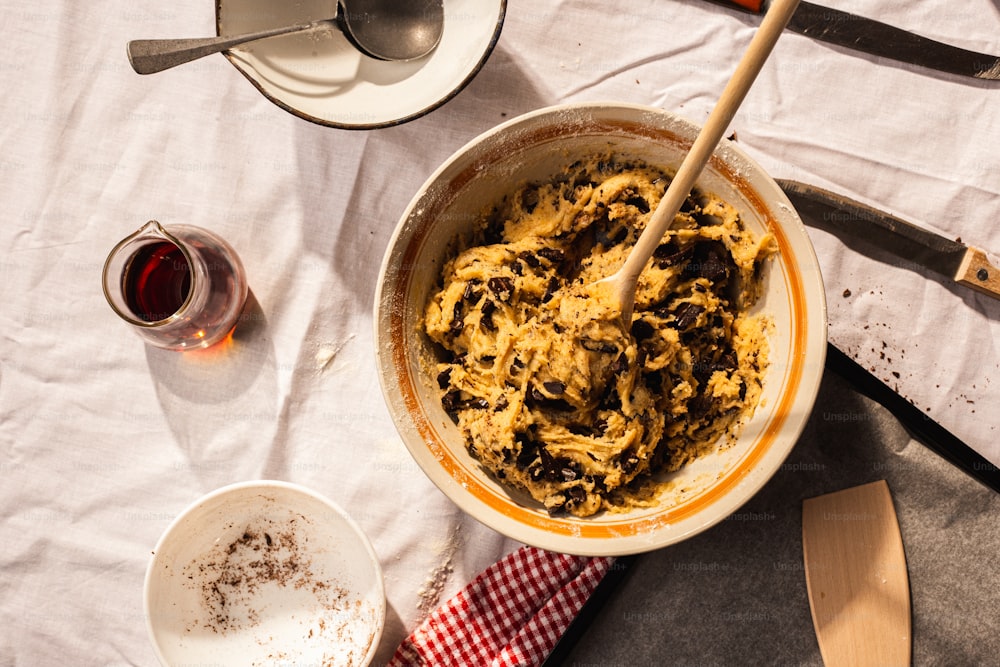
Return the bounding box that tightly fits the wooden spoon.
[591,0,800,324]
[802,480,912,667]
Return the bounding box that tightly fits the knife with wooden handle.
[708,0,1000,80]
[778,179,1000,301]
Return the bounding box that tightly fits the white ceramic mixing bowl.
[375,102,827,556]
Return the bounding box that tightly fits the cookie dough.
[424,156,776,517]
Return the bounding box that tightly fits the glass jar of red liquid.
[102,221,248,350]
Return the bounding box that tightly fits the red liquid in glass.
[123,241,192,322]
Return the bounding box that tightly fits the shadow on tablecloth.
[566,368,1000,666]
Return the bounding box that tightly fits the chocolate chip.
[683,241,733,282]
[670,302,704,330]
[625,195,650,213]
[537,247,565,264]
[480,299,497,331]
[692,359,714,385]
[516,437,540,468]
[488,276,515,301]
[520,252,541,268]
[450,303,464,333]
[581,338,618,353]
[462,281,482,302]
[441,390,488,414]
[543,381,566,396]
[542,277,560,303]
[538,450,579,483]
[441,390,463,413]
[654,240,694,267]
[631,318,655,341]
[680,195,699,213]
[688,393,715,419]
[436,367,452,390]
[620,453,640,474]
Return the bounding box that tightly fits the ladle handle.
[127,21,326,74]
[616,0,800,313]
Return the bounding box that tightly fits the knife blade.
[825,343,1000,495]
[710,0,1000,80]
[778,179,1000,300]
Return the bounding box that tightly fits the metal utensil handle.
[127,22,316,74]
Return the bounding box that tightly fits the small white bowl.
[374,102,828,556]
[215,0,507,128]
[144,481,385,666]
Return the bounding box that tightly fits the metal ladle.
[127,0,444,75]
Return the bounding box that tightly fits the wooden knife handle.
[712,0,766,12]
[955,247,1000,299]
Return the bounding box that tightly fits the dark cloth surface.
[567,369,1000,666]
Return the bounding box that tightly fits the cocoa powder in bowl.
[144,481,385,666]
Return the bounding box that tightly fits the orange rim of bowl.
[388,116,810,541]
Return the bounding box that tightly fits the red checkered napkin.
[389,546,614,667]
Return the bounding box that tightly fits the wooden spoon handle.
[615,0,800,318]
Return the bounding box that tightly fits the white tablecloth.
[2,0,999,664]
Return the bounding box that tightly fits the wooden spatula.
[802,480,912,667]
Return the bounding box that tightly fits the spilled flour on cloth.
[416,526,462,614]
[314,334,357,372]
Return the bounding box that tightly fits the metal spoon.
[590,0,800,326]
[127,0,444,75]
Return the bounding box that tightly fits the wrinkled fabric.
[2,0,999,664]
[389,547,612,666]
